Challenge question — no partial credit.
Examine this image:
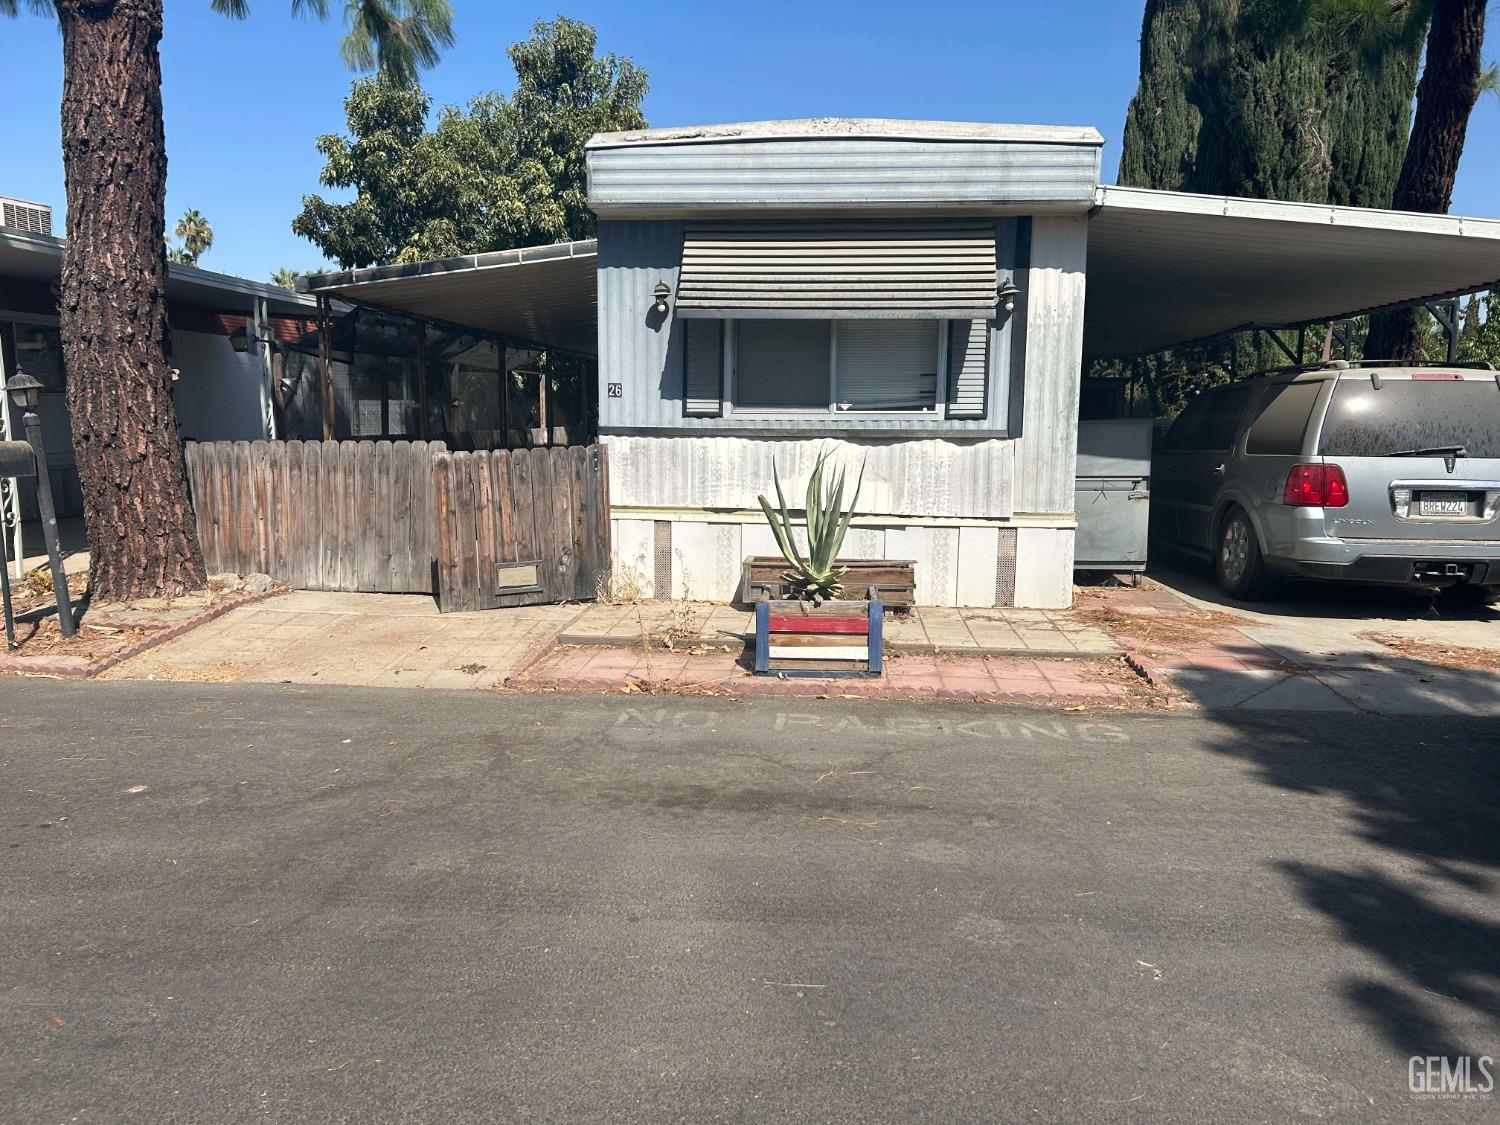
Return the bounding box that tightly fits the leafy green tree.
[0,0,454,600]
[295,17,648,269]
[167,208,213,266]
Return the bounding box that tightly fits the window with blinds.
[834,320,939,412]
[733,319,831,409]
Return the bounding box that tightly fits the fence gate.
[434,444,610,612]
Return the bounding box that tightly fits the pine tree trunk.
[1363,0,1487,363]
[55,0,206,599]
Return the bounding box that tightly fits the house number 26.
[607,383,623,398]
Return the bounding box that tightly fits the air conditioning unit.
[1,196,53,236]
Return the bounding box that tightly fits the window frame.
[721,318,952,419]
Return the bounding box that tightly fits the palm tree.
[168,208,214,266]
[0,1,454,600]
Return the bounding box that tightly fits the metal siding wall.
[590,140,1100,210]
[1012,215,1088,516]
[605,435,1015,520]
[597,218,1023,438]
[597,219,684,431]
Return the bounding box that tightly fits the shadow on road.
[1204,701,1499,1063]
[1146,553,1499,626]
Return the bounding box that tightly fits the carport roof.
[297,239,599,357]
[295,190,1500,363]
[1086,186,1500,358]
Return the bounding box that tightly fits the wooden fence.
[433,445,610,612]
[185,440,445,594]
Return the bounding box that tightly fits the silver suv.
[1151,362,1500,603]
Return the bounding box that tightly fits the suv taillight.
[1284,463,1349,508]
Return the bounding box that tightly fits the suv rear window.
[1318,377,1500,458]
[1246,381,1321,455]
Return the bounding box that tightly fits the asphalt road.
[3,681,1497,1124]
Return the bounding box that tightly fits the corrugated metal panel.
[677,221,997,318]
[1087,187,1500,357]
[682,319,722,416]
[589,138,1101,214]
[306,244,598,356]
[735,319,830,408]
[947,318,988,418]
[1012,215,1088,516]
[835,320,939,411]
[597,220,684,432]
[605,435,1016,520]
[598,220,1021,437]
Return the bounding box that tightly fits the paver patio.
[559,601,1121,658]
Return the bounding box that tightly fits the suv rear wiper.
[1387,445,1468,458]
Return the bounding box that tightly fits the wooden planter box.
[754,597,884,678]
[740,557,916,610]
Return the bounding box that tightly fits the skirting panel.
[626,513,1072,608]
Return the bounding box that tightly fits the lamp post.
[6,369,75,638]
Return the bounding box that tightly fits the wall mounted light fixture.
[653,280,672,315]
[998,276,1020,315]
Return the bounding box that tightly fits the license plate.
[1419,491,1468,516]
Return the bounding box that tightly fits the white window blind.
[733,319,830,409]
[834,320,939,412]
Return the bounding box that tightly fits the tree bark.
[56,0,205,599]
[1363,0,1487,362]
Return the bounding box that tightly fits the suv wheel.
[1215,506,1271,600]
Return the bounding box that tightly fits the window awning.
[675,221,998,320]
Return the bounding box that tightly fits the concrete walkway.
[106,591,580,690]
[1098,566,1500,716]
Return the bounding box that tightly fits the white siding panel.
[589,138,1101,213]
[605,435,1015,520]
[955,526,1001,607]
[1013,215,1088,516]
[1013,527,1075,608]
[611,519,657,598]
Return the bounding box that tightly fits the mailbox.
[0,440,36,479]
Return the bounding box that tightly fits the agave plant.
[757,450,865,604]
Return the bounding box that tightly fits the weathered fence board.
[185,440,446,594]
[433,444,610,612]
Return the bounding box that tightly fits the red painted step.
[769,615,868,635]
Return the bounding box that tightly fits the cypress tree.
[1118,0,1203,191]
[1117,0,1424,208]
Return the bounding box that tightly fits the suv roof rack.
[1241,358,1496,380]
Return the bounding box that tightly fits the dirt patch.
[4,615,154,661]
[1071,599,1250,649]
[1362,633,1500,674]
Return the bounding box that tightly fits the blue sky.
[3,1,1498,283]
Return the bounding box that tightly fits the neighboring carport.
[1084,186,1500,359]
[298,239,599,357]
